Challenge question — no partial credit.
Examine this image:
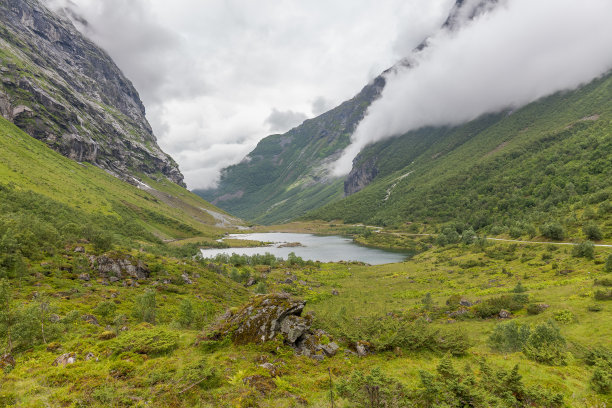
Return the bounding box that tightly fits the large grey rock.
[280,315,309,343]
[52,352,76,366]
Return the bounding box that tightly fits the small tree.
[541,223,565,241]
[572,241,595,259]
[583,222,603,241]
[133,290,156,324]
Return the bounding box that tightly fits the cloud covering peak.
[332,0,612,176]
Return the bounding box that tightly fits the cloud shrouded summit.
[332,0,612,176]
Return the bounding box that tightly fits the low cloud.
[332,0,612,176]
[265,108,308,133]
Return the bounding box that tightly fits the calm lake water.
[199,232,409,265]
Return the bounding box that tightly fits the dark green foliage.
[527,303,548,315]
[585,348,612,394]
[605,254,612,272]
[489,321,531,352]
[0,279,14,352]
[110,327,179,355]
[321,314,471,355]
[337,367,408,408]
[583,222,603,241]
[572,241,595,259]
[541,223,566,241]
[94,301,117,325]
[339,358,564,408]
[594,289,612,300]
[522,320,568,365]
[473,295,528,318]
[133,290,156,324]
[512,281,527,293]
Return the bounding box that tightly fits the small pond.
[199,232,409,265]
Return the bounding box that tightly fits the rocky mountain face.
[0,0,184,186]
[198,0,499,223]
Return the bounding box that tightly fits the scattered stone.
[84,352,98,362]
[74,246,85,253]
[109,276,119,283]
[193,273,200,278]
[181,273,193,285]
[52,353,76,367]
[320,342,339,357]
[49,314,61,323]
[331,289,339,296]
[356,341,370,357]
[1,354,16,369]
[82,314,100,326]
[245,278,257,287]
[499,309,511,319]
[459,298,472,307]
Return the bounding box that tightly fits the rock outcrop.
[90,254,150,281]
[204,293,338,360]
[0,0,184,186]
[344,156,379,196]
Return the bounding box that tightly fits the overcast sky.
[47,0,454,189]
[332,0,612,174]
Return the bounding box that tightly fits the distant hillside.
[196,0,499,224]
[307,71,612,238]
[0,115,243,247]
[0,0,184,185]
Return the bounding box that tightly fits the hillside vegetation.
[307,72,612,241]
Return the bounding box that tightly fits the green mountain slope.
[195,76,385,225]
[307,72,612,238]
[0,115,243,246]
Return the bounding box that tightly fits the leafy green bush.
[177,299,194,328]
[337,367,408,408]
[94,300,117,324]
[541,223,565,240]
[553,309,575,324]
[133,290,156,324]
[585,348,612,394]
[605,254,612,272]
[473,295,528,318]
[110,327,179,355]
[489,321,531,352]
[594,289,612,300]
[522,320,568,365]
[583,222,603,241]
[572,241,594,259]
[526,303,548,315]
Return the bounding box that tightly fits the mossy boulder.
[206,293,306,345]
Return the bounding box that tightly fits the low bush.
[572,241,595,259]
[552,309,575,324]
[585,348,612,394]
[473,294,528,318]
[594,289,612,301]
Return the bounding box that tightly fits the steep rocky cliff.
[0,0,184,186]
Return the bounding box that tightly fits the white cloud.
[45,0,452,189]
[332,0,612,175]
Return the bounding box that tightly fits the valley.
[1,0,611,407]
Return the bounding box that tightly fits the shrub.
[177,299,194,328]
[337,367,408,408]
[585,348,612,394]
[583,222,603,241]
[552,309,574,324]
[133,290,156,324]
[489,321,531,352]
[572,241,594,259]
[541,223,565,241]
[594,289,612,300]
[587,304,603,312]
[94,301,117,324]
[522,320,567,365]
[512,281,527,293]
[605,254,612,272]
[473,295,528,318]
[110,327,179,355]
[526,303,548,315]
